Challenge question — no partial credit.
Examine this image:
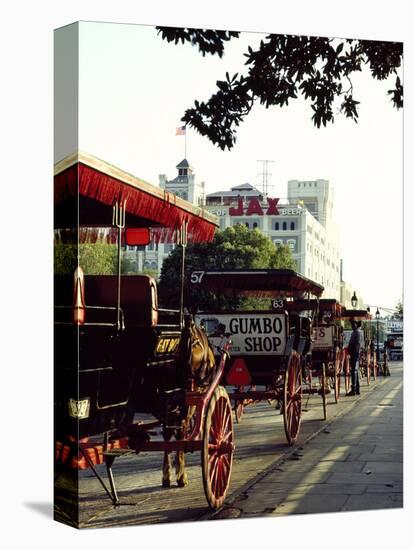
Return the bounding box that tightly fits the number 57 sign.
[191,271,205,284]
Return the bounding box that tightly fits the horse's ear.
[189,304,198,315]
[184,314,193,328]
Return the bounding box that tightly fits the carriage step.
[103,448,136,458]
[165,425,184,429]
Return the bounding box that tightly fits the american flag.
[176,125,186,136]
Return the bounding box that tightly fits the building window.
[282,222,287,230]
[287,239,296,251]
[247,219,260,229]
[273,239,283,247]
[245,222,249,229]
[274,221,279,230]
[290,221,295,230]
[164,243,175,254]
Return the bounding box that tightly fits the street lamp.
[351,291,358,309]
[375,307,380,367]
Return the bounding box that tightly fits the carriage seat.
[288,314,312,354]
[54,274,158,327]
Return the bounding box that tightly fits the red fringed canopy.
[192,269,324,298]
[54,152,218,243]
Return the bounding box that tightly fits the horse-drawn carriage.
[285,299,345,420]
[192,269,324,445]
[54,153,234,515]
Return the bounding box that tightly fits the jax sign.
[196,313,287,356]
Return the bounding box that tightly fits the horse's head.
[178,314,215,386]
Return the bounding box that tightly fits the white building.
[137,159,206,276]
[205,179,342,300]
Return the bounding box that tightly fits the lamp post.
[351,291,358,309]
[366,306,371,348]
[375,308,380,367]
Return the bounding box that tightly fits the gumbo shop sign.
[197,313,286,356]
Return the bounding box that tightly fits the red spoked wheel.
[334,349,342,403]
[321,363,327,420]
[333,360,339,403]
[305,365,313,394]
[359,351,366,380]
[344,353,351,394]
[202,386,234,509]
[372,353,378,380]
[283,351,302,446]
[366,351,371,385]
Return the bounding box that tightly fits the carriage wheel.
[283,351,302,445]
[366,353,371,385]
[326,361,337,404]
[344,355,351,394]
[202,386,234,510]
[321,363,327,420]
[334,356,340,403]
[307,365,313,393]
[372,355,378,380]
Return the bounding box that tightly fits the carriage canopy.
[341,308,372,321]
[54,151,218,243]
[285,299,342,317]
[191,269,324,299]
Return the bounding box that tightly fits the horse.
[161,314,216,488]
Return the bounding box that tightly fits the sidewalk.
[212,363,403,519]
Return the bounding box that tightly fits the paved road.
[54,362,402,528]
[212,361,403,520]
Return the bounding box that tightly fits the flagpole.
[185,128,187,158]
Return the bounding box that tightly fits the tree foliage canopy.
[395,299,403,319]
[54,243,118,275]
[157,27,403,150]
[158,224,296,310]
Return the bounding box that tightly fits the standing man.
[346,319,362,396]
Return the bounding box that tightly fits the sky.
[60,21,403,313]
